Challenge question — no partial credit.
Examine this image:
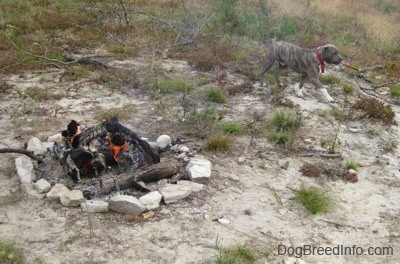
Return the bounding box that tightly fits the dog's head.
[320,44,343,65]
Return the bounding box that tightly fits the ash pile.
[18,118,212,215]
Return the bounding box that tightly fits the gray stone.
[28,189,46,200]
[237,156,246,164]
[15,156,36,191]
[46,183,69,202]
[81,200,109,213]
[160,183,192,204]
[186,158,212,183]
[157,135,171,149]
[177,180,205,192]
[109,195,146,215]
[280,160,290,170]
[34,179,52,193]
[60,190,85,207]
[27,137,47,156]
[139,191,162,210]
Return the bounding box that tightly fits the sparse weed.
[345,160,358,170]
[218,122,245,135]
[183,108,223,137]
[320,75,341,85]
[65,65,89,81]
[215,243,257,264]
[0,239,25,264]
[150,77,194,94]
[342,83,355,95]
[270,189,283,206]
[330,108,347,121]
[268,110,302,147]
[204,87,227,103]
[268,131,290,145]
[389,84,400,97]
[294,185,332,215]
[205,134,232,152]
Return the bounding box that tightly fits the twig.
[320,219,365,229]
[0,148,43,162]
[6,35,78,65]
[118,0,130,26]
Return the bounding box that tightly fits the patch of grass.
[345,160,358,170]
[218,122,245,135]
[205,134,232,152]
[24,86,62,101]
[271,86,282,94]
[270,189,283,206]
[150,77,194,94]
[0,239,25,264]
[389,84,400,97]
[294,185,332,215]
[268,131,290,145]
[216,243,257,264]
[330,108,347,121]
[320,75,341,85]
[65,65,89,81]
[204,87,227,103]
[183,108,224,138]
[352,97,396,125]
[268,110,302,147]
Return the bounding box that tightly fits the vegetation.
[150,77,194,94]
[351,97,396,125]
[204,87,227,103]
[0,239,25,264]
[205,134,232,152]
[217,122,245,135]
[345,160,358,171]
[268,110,302,147]
[294,185,333,215]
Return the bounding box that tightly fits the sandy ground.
[0,58,399,264]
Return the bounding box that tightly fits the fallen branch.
[359,64,386,73]
[81,159,180,195]
[0,148,43,162]
[62,52,114,69]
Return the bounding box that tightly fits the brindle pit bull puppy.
[260,40,343,102]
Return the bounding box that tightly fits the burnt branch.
[0,148,43,162]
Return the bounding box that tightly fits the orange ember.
[107,135,128,162]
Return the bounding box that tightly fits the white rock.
[237,156,246,164]
[139,191,163,210]
[34,179,52,193]
[47,133,63,143]
[46,183,70,202]
[81,200,109,213]
[15,155,36,185]
[157,135,171,149]
[109,195,146,215]
[60,190,85,207]
[160,184,192,204]
[218,218,230,225]
[177,180,205,192]
[41,142,54,150]
[186,158,212,183]
[27,137,47,156]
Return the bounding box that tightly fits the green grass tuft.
[0,239,25,264]
[389,84,400,97]
[218,122,245,135]
[342,83,355,95]
[150,77,194,94]
[204,87,227,103]
[345,160,358,170]
[294,185,332,215]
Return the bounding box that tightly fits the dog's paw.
[319,88,334,102]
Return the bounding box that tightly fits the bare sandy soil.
[0,58,399,264]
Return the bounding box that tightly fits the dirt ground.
[0,58,399,264]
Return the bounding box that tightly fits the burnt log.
[82,159,180,195]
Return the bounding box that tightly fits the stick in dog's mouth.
[341,62,360,71]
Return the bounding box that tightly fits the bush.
[218,122,245,134]
[205,134,232,151]
[390,84,400,97]
[352,97,396,125]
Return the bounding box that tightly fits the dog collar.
[316,48,325,73]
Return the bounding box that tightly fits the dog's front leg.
[310,77,334,102]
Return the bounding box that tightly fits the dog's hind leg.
[294,74,307,97]
[259,58,276,87]
[273,62,287,87]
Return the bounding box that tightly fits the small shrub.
[300,163,321,177]
[330,108,347,121]
[150,77,194,94]
[345,160,358,170]
[268,110,302,146]
[183,108,223,137]
[294,185,332,215]
[65,65,89,80]
[24,86,62,101]
[205,134,232,151]
[352,97,396,125]
[204,87,227,103]
[218,122,245,134]
[0,239,25,264]
[271,110,298,132]
[216,243,257,264]
[389,84,400,97]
